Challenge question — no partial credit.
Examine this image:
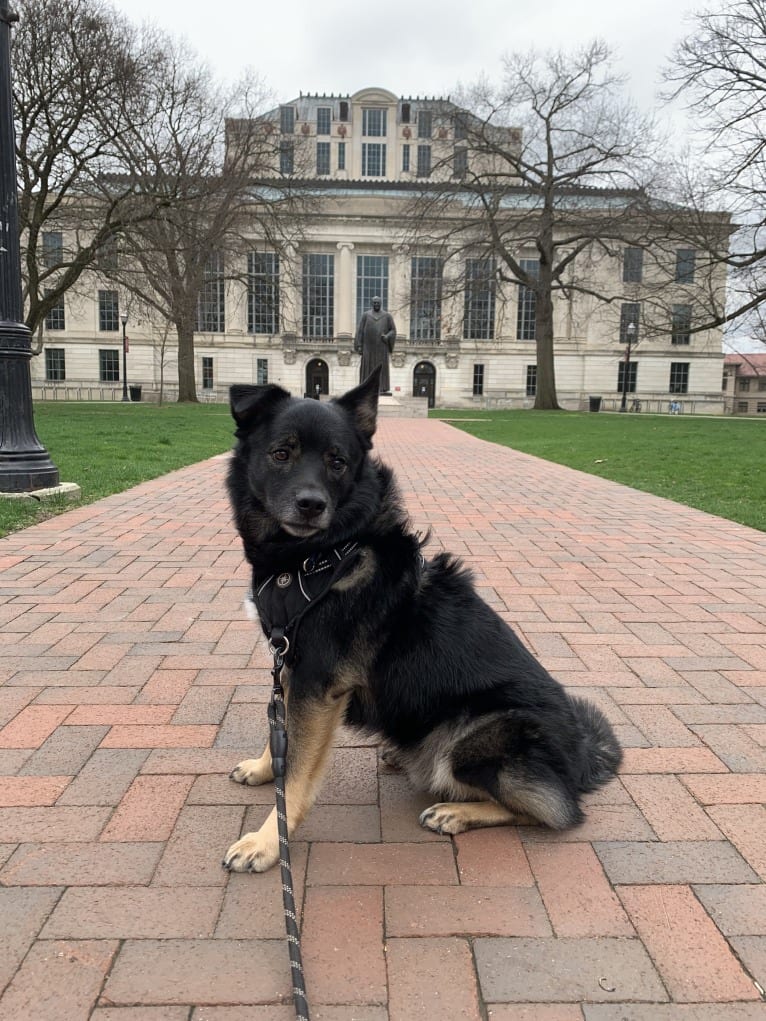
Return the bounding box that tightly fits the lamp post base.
[0,321,60,493]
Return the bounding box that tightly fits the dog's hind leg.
[223,692,349,872]
[419,799,527,835]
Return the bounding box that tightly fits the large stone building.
[30,87,728,413]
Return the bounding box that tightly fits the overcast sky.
[113,0,698,121]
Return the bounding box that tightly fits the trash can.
[588,395,602,412]
[129,385,142,402]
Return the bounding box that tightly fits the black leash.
[267,628,309,1021]
[250,541,362,1021]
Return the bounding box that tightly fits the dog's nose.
[296,491,327,518]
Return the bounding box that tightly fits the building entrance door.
[305,359,329,397]
[413,361,436,408]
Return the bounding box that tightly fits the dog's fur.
[222,369,622,872]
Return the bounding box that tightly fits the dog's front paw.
[229,757,273,786]
[222,830,279,873]
[419,802,469,835]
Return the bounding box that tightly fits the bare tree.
[665,0,766,338]
[107,41,302,401]
[408,42,662,409]
[13,0,165,335]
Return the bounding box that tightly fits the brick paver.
[1,417,765,1017]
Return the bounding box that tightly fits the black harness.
[250,540,362,661]
[248,539,362,1021]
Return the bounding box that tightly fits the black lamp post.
[0,0,59,491]
[619,320,637,413]
[120,311,129,401]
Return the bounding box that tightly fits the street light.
[121,312,129,402]
[620,320,637,413]
[0,0,59,491]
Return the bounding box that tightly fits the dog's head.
[228,368,381,552]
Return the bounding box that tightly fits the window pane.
[45,347,66,381]
[362,142,386,177]
[362,108,386,136]
[356,255,389,325]
[99,349,120,382]
[280,105,295,133]
[316,141,331,175]
[472,363,484,396]
[671,303,691,345]
[416,145,431,177]
[316,107,331,135]
[410,257,442,340]
[302,253,334,339]
[338,142,346,171]
[44,292,65,331]
[418,110,432,138]
[202,356,214,390]
[464,257,496,340]
[196,252,225,332]
[516,259,539,341]
[675,249,696,284]
[619,302,640,343]
[257,358,269,385]
[248,252,280,334]
[669,361,689,394]
[42,231,63,268]
[617,360,637,393]
[526,364,537,396]
[623,247,643,283]
[98,290,119,331]
[279,140,294,174]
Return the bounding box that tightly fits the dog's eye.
[272,449,290,463]
[329,456,347,472]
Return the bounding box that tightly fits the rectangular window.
[454,113,468,141]
[416,144,431,177]
[44,293,65,331]
[410,256,443,341]
[617,360,638,394]
[201,356,214,390]
[418,110,432,138]
[256,358,269,385]
[362,108,386,136]
[279,139,294,175]
[676,248,696,283]
[280,105,295,134]
[44,347,65,381]
[526,364,537,397]
[97,233,118,273]
[337,141,346,171]
[739,378,750,392]
[339,100,349,121]
[671,303,692,345]
[737,400,749,413]
[759,379,766,391]
[41,231,63,268]
[402,144,410,172]
[316,141,331,175]
[316,107,331,135]
[247,252,279,335]
[463,257,496,340]
[623,247,643,283]
[516,259,539,341]
[356,255,389,325]
[401,102,411,123]
[453,147,468,179]
[619,302,640,343]
[669,361,689,394]
[196,252,225,333]
[99,349,120,382]
[757,402,766,413]
[98,289,119,331]
[362,142,386,176]
[302,253,334,339]
[472,363,484,396]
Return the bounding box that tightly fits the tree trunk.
[175,320,198,403]
[533,281,561,411]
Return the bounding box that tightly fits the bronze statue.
[355,296,396,393]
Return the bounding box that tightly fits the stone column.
[335,242,355,339]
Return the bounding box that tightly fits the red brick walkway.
[1,417,765,1020]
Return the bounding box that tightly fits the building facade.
[723,353,766,414]
[30,87,727,413]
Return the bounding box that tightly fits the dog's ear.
[333,368,380,445]
[229,384,291,429]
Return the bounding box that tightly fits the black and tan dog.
[222,369,622,873]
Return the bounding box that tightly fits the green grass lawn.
[0,402,234,537]
[2,403,765,538]
[431,409,766,533]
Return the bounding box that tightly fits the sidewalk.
[0,416,765,1021]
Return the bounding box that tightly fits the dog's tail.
[568,695,623,792]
